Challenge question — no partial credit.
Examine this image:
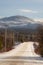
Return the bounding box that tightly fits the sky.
[0,0,43,20]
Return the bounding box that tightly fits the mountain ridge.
[0,15,43,31]
[0,15,34,22]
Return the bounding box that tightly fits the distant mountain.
[0,15,43,31]
[0,15,34,22]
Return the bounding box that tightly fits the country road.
[0,42,43,65]
[0,42,39,58]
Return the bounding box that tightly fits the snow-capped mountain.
[0,15,43,30]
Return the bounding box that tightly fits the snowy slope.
[0,16,42,30]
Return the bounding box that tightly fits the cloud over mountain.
[18,9,38,13]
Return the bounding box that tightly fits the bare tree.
[34,25,43,57]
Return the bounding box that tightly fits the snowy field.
[0,42,43,65]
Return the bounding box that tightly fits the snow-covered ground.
[0,42,39,59]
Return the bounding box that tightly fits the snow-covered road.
[0,42,39,59]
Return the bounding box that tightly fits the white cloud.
[34,18,43,22]
[0,16,5,19]
[18,9,38,13]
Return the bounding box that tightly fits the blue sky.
[0,0,43,19]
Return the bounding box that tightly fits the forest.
[0,26,43,57]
